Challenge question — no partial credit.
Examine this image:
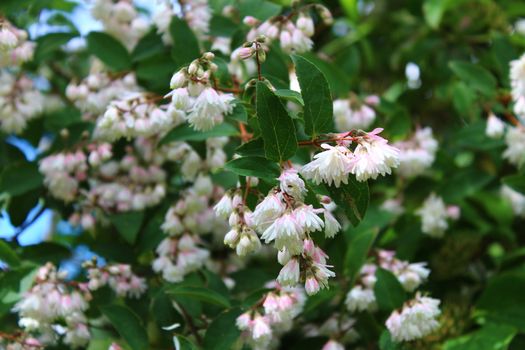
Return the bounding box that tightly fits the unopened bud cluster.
[243,5,332,54]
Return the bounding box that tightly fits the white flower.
[0,28,18,49]
[277,258,300,286]
[503,126,525,167]
[322,340,345,350]
[386,294,441,342]
[323,210,341,238]
[297,14,315,37]
[416,193,449,238]
[394,127,438,178]
[252,191,285,228]
[333,99,376,131]
[301,144,352,187]
[486,114,505,138]
[511,53,525,102]
[349,129,400,182]
[397,263,430,292]
[345,285,377,312]
[261,213,304,254]
[278,168,306,200]
[187,88,233,131]
[214,193,233,218]
[294,205,324,233]
[501,185,525,217]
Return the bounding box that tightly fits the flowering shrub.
[1,0,525,349]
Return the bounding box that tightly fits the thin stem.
[178,304,203,345]
[255,42,263,81]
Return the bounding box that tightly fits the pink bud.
[446,205,460,220]
[243,16,259,27]
[238,46,254,60]
[305,276,320,295]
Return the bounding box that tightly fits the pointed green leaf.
[99,304,149,350]
[170,17,200,68]
[256,82,297,162]
[374,268,407,312]
[168,285,231,309]
[503,175,525,195]
[326,177,369,227]
[203,308,243,350]
[86,31,132,71]
[0,240,20,267]
[224,157,280,181]
[109,211,144,244]
[344,228,377,282]
[449,61,497,97]
[291,54,334,137]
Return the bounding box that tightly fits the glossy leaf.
[291,54,334,137]
[449,61,497,97]
[256,82,297,162]
[326,177,369,227]
[99,304,149,350]
[168,285,231,308]
[170,17,200,68]
[86,31,132,71]
[224,156,280,181]
[374,268,407,312]
[109,211,144,244]
[203,308,243,350]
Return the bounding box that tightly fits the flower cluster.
[394,127,438,178]
[244,5,332,54]
[416,193,460,238]
[91,0,149,49]
[510,52,525,118]
[83,260,147,298]
[13,263,91,348]
[485,113,505,139]
[386,293,441,342]
[153,175,225,282]
[0,20,34,67]
[0,333,42,350]
[218,168,340,295]
[167,52,235,131]
[503,125,525,168]
[0,71,45,134]
[153,0,211,43]
[237,284,305,349]
[95,92,179,141]
[302,128,400,185]
[333,95,379,132]
[345,250,431,313]
[66,70,139,117]
[40,139,168,229]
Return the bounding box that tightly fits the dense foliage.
[1,0,525,349]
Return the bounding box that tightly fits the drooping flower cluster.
[95,92,181,141]
[0,71,46,134]
[40,139,169,229]
[153,175,225,282]
[13,263,91,348]
[167,52,235,131]
[333,95,379,132]
[385,293,441,342]
[345,250,431,313]
[153,0,211,43]
[221,168,339,295]
[394,127,438,178]
[91,0,149,49]
[302,128,400,185]
[0,20,34,67]
[236,284,305,350]
[83,260,147,298]
[66,69,139,117]
[243,5,332,54]
[416,193,460,238]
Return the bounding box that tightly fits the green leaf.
[291,54,333,137]
[503,175,525,195]
[203,308,243,350]
[209,15,238,37]
[21,242,70,265]
[0,162,43,196]
[224,157,280,181]
[173,335,199,350]
[340,0,358,21]
[99,304,149,350]
[34,32,77,62]
[170,16,200,68]
[0,240,20,267]
[449,61,497,97]
[379,331,403,350]
[132,30,166,62]
[374,268,407,312]
[238,0,281,21]
[168,285,231,308]
[443,323,516,350]
[344,228,377,282]
[256,82,297,162]
[274,89,304,106]
[160,123,239,145]
[476,269,525,331]
[326,177,369,227]
[86,32,132,71]
[235,138,265,157]
[423,0,451,29]
[109,211,144,244]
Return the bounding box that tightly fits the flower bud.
[243,16,259,27]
